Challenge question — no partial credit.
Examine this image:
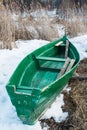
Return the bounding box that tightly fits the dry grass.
[66,14,87,37]
[66,59,87,130]
[0,2,87,49]
[15,12,59,41]
[0,11,16,49]
[0,8,59,49]
[0,3,16,49]
[0,2,59,49]
[62,8,87,37]
[68,79,87,130]
[56,7,87,37]
[15,7,87,41]
[34,16,59,41]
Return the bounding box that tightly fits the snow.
[41,94,68,122]
[0,34,87,130]
[70,35,87,60]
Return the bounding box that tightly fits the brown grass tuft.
[62,9,87,37]
[66,15,87,37]
[0,5,16,49]
[15,11,59,41]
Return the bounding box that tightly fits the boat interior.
[16,41,76,94]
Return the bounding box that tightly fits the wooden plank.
[57,57,70,78]
[66,59,75,72]
[36,56,66,62]
[55,41,63,47]
[65,40,69,58]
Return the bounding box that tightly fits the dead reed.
[15,10,59,41]
[63,8,87,37]
[0,4,16,49]
[0,1,87,49]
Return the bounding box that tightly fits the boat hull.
[6,36,80,125]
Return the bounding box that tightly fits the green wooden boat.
[6,36,80,125]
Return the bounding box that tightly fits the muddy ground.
[41,58,87,130]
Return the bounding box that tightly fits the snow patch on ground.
[41,94,68,122]
[70,35,87,60]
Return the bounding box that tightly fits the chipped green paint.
[6,36,80,125]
